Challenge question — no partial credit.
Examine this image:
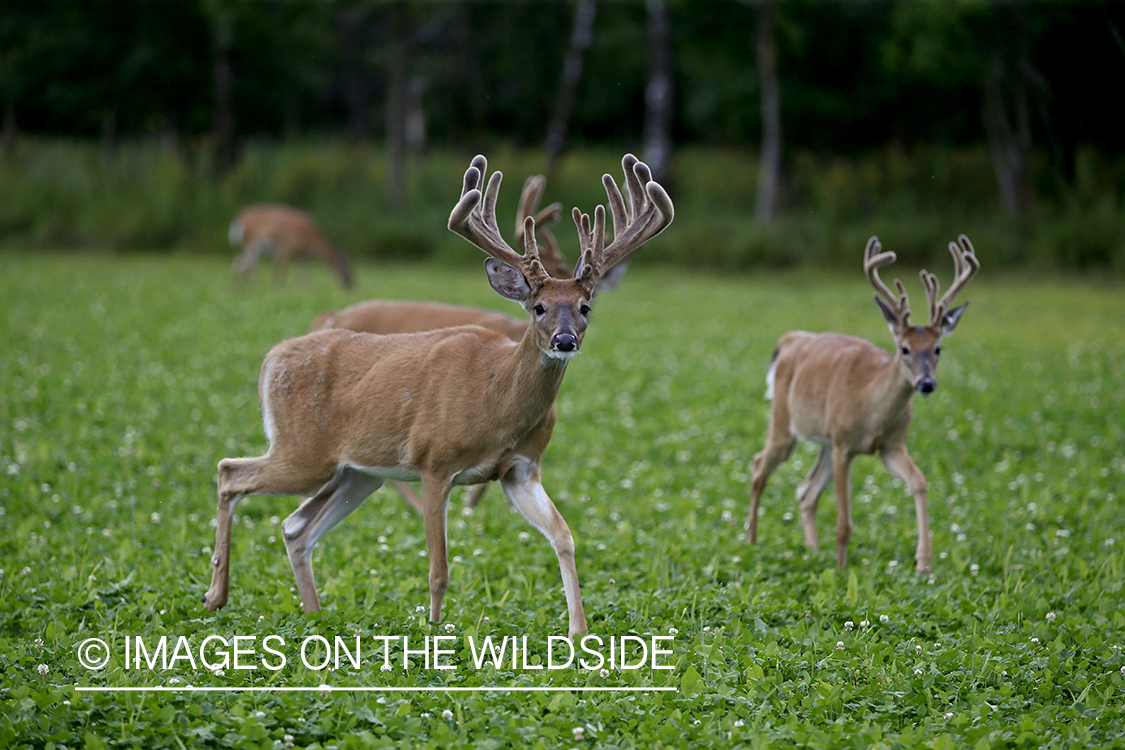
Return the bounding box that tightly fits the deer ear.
[485,258,531,303]
[940,301,969,336]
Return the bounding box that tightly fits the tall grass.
[1,139,1123,273]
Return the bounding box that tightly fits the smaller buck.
[203,155,673,636]
[746,236,979,573]
[230,204,354,289]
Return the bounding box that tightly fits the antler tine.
[935,234,980,316]
[513,174,569,279]
[864,236,911,325]
[596,155,674,272]
[920,269,941,326]
[448,156,535,273]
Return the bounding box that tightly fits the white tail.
[746,236,979,573]
[203,155,673,636]
[230,204,353,289]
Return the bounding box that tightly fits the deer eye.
[900,346,911,356]
[935,346,943,356]
[533,304,546,316]
[579,304,591,316]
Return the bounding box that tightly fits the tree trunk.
[983,49,1033,218]
[644,0,672,184]
[544,0,598,175]
[754,0,781,223]
[386,0,409,205]
[212,10,236,177]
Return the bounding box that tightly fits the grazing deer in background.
[230,204,354,289]
[308,171,633,512]
[202,155,673,636]
[746,235,979,573]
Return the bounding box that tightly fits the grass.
[1,251,1124,748]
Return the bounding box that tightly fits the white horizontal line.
[75,686,677,693]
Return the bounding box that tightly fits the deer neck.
[876,351,917,412]
[490,327,568,429]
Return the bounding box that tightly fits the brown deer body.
[203,155,673,636]
[747,236,979,573]
[230,204,354,289]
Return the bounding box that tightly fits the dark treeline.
[1,0,1123,270]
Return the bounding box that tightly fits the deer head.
[449,154,674,362]
[865,235,979,395]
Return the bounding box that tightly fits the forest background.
[0,0,1122,273]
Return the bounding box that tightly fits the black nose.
[918,378,936,394]
[552,332,578,352]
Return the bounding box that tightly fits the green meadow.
[2,253,1123,748]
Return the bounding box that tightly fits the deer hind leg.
[282,465,384,612]
[204,454,328,612]
[418,473,453,627]
[501,460,587,637]
[747,425,796,544]
[881,445,931,573]
[796,444,833,552]
[831,447,854,570]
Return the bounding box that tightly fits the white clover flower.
[1120,665,1125,676]
[37,664,49,675]
[668,627,679,636]
[916,644,924,655]
[214,668,225,677]
[914,668,923,675]
[381,663,391,672]
[415,605,426,614]
[844,621,854,631]
[442,709,454,721]
[258,615,265,622]
[835,641,845,650]
[600,668,609,678]
[1046,612,1056,623]
[703,626,710,633]
[318,684,331,698]
[150,512,161,524]
[782,512,793,522]
[169,677,181,685]
[572,726,586,741]
[970,563,980,577]
[1030,637,1039,644]
[944,712,954,720]
[444,623,455,633]
[879,614,890,624]
[518,531,531,542]
[734,719,745,727]
[421,712,432,719]
[860,620,870,629]
[34,637,44,648]
[254,711,266,719]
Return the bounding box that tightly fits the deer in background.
[308,170,633,512]
[202,154,673,636]
[746,236,979,573]
[230,204,354,289]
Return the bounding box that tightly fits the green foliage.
[1,254,1123,747]
[2,141,1124,274]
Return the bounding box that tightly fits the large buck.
[202,155,673,636]
[746,235,979,573]
[306,172,627,512]
[230,204,354,289]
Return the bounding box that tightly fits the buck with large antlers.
[202,155,673,636]
[746,235,979,573]
[230,204,354,289]
[307,173,628,512]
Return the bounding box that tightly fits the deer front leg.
[282,467,383,612]
[501,460,587,637]
[796,445,833,552]
[831,447,854,570]
[881,445,932,573]
[419,473,453,627]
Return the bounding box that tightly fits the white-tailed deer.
[306,174,567,511]
[203,155,673,636]
[746,235,979,573]
[230,204,354,289]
